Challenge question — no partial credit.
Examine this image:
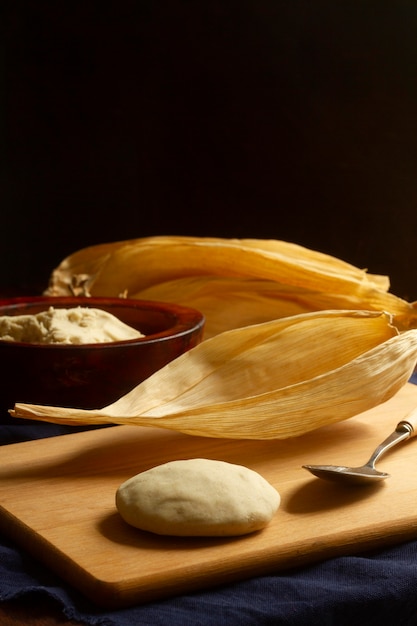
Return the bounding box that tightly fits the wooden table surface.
[0,599,82,626]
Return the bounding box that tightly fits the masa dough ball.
[115,458,280,537]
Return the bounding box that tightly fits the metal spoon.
[302,407,417,485]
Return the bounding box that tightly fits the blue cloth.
[2,379,417,625]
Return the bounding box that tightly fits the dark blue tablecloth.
[2,375,417,625]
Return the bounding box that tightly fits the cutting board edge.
[0,505,104,602]
[3,501,417,609]
[67,524,417,609]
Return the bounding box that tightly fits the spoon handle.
[366,406,417,468]
[397,406,417,437]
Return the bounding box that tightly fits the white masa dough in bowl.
[0,306,144,344]
[115,458,280,537]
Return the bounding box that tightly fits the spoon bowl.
[302,464,391,485]
[302,408,417,486]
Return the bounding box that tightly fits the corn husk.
[20,236,417,440]
[45,236,417,338]
[12,310,417,439]
[134,276,417,339]
[47,235,389,294]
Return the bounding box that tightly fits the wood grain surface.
[1,383,417,610]
[0,599,83,626]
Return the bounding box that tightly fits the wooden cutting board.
[1,383,417,609]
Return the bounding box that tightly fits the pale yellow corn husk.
[45,236,417,337]
[11,310,417,439]
[133,276,416,339]
[46,235,388,295]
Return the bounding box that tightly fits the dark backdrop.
[4,1,417,299]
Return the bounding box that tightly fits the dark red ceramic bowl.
[0,296,205,418]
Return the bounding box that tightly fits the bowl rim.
[0,296,205,348]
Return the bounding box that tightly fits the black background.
[3,1,417,298]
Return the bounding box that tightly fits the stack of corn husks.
[11,236,417,439]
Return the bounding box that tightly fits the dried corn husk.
[11,310,417,440]
[45,236,417,338]
[46,236,389,296]
[133,276,417,339]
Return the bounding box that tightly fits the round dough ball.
[115,458,280,537]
